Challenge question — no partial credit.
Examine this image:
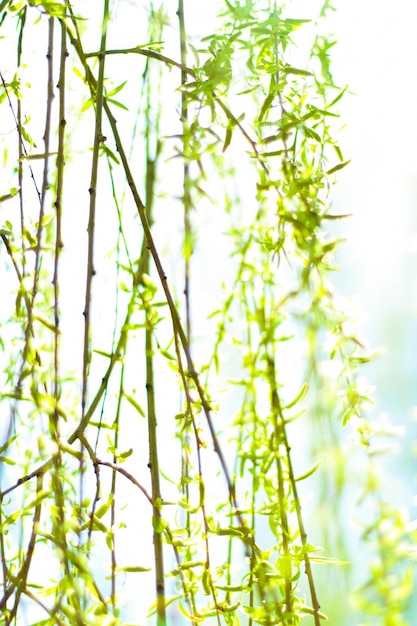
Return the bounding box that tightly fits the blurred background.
[313,2,417,622]
[330,0,417,520]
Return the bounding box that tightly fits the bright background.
[330,0,417,507]
[321,2,417,621]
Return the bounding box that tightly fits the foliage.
[0,0,414,625]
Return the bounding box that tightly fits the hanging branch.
[178,0,192,341]
[141,21,166,620]
[16,8,26,276]
[80,0,110,439]
[65,22,246,534]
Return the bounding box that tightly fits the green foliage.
[0,1,413,625]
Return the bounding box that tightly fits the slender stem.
[109,366,124,612]
[271,355,323,625]
[178,0,192,342]
[177,3,196,618]
[52,15,66,437]
[267,353,293,622]
[172,331,222,625]
[17,8,26,275]
[29,14,54,307]
[146,321,166,626]
[142,48,166,620]
[81,0,109,426]
[80,0,110,524]
[6,7,48,438]
[6,475,43,622]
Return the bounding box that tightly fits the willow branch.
[81,0,109,427]
[66,26,246,531]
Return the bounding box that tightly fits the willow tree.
[0,1,413,625]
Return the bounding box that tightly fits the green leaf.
[93,349,113,359]
[295,460,321,482]
[9,2,26,13]
[123,393,145,417]
[117,565,152,573]
[303,125,322,143]
[79,516,107,533]
[95,494,114,519]
[33,313,60,334]
[215,527,243,537]
[106,80,127,98]
[0,434,17,455]
[0,186,19,203]
[81,97,94,112]
[333,143,343,161]
[177,560,205,570]
[106,531,113,551]
[152,515,166,533]
[223,121,234,152]
[119,448,133,460]
[89,421,116,430]
[258,92,274,122]
[202,567,211,595]
[329,84,348,107]
[107,97,129,111]
[283,383,308,409]
[136,41,164,51]
[40,2,67,18]
[301,606,328,620]
[284,18,311,27]
[73,65,86,82]
[0,455,15,465]
[284,67,313,77]
[101,144,120,164]
[20,124,36,147]
[326,159,351,175]
[160,348,176,361]
[4,509,21,528]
